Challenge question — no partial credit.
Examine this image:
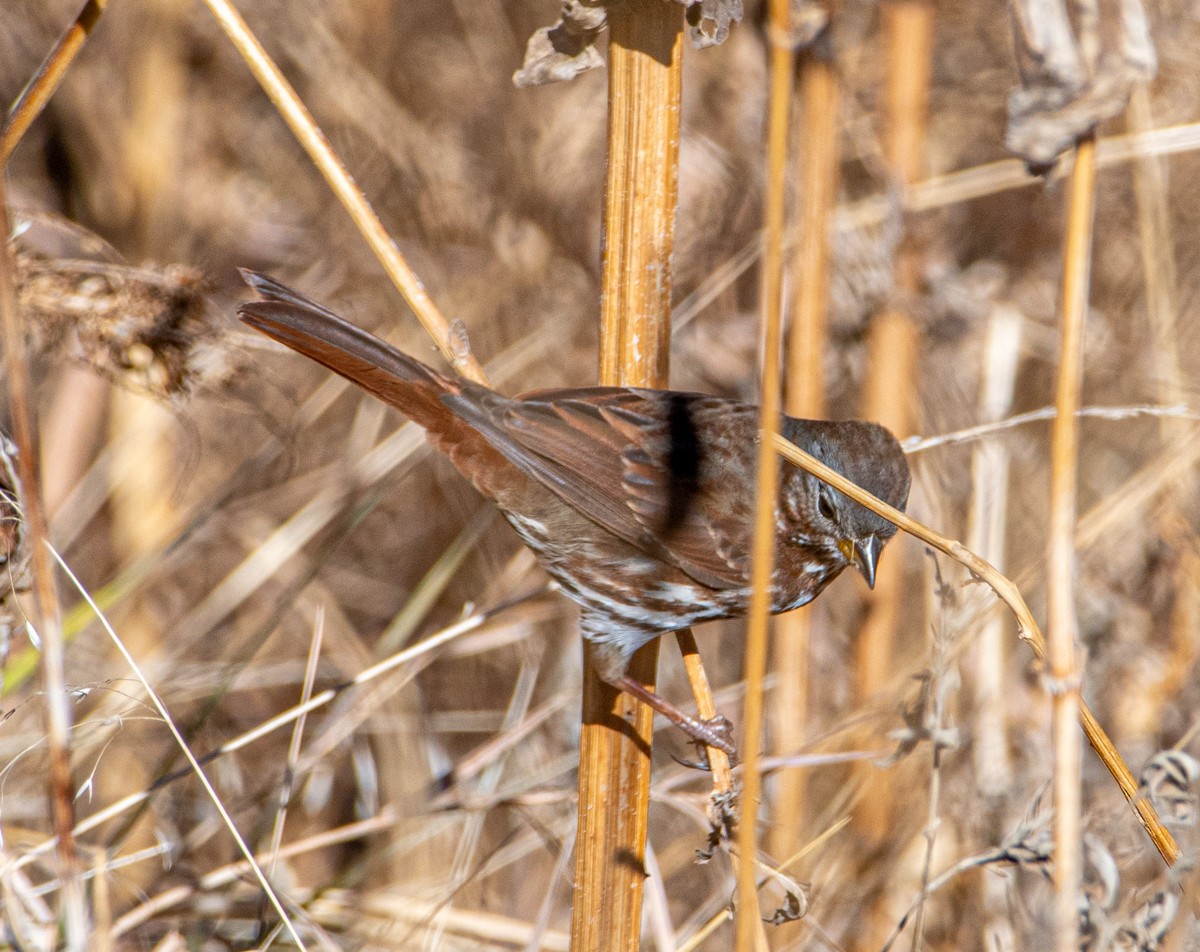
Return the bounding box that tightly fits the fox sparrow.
[238,272,911,756]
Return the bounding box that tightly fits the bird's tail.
[237,270,462,434]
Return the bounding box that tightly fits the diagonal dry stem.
[202,0,485,383]
[967,307,1022,800]
[1,0,109,164]
[50,530,307,946]
[771,431,1182,868]
[1,585,543,884]
[675,628,734,791]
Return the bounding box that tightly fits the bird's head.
[779,419,911,588]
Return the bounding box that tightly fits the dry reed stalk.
[433,690,572,800]
[592,0,724,811]
[99,6,189,882]
[676,633,735,797]
[434,658,541,950]
[963,305,1022,948]
[1047,129,1096,952]
[201,0,486,384]
[770,431,1182,867]
[39,367,108,517]
[304,889,571,951]
[571,3,683,949]
[102,391,178,866]
[677,908,734,951]
[854,0,933,862]
[1128,86,1183,431]
[735,0,793,947]
[846,119,1200,224]
[0,0,109,163]
[678,119,1200,339]
[1126,86,1198,738]
[1152,547,1200,720]
[0,186,88,947]
[90,847,112,952]
[265,607,324,882]
[110,814,409,938]
[769,27,841,866]
[967,306,1022,804]
[4,600,517,890]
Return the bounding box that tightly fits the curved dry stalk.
[771,431,1182,868]
[904,402,1194,454]
[201,0,485,384]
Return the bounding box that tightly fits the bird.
[238,271,911,758]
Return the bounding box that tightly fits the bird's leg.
[608,674,737,761]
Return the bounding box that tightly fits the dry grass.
[1,0,1199,949]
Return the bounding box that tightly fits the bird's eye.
[818,491,836,522]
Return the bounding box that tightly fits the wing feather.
[443,387,755,588]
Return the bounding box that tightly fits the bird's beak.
[839,535,882,589]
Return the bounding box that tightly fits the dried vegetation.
[0,0,1198,949]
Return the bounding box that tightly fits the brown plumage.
[238,271,911,756]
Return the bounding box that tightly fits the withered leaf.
[514,0,745,88]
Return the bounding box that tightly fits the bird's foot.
[672,716,737,770]
[610,674,738,762]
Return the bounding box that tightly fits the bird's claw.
[671,750,714,771]
[673,715,737,770]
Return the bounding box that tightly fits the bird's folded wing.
[442,387,752,589]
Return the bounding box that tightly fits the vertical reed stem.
[0,183,88,947]
[968,306,1022,802]
[1048,131,1096,952]
[855,0,932,850]
[770,27,840,863]
[735,0,792,948]
[572,4,683,949]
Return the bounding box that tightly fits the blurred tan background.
[1,0,1198,948]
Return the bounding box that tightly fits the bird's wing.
[441,387,753,588]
